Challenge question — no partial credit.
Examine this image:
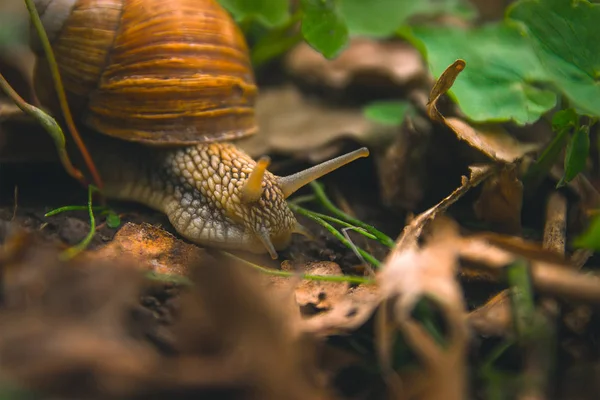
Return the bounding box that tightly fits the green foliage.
[299,0,349,59]
[552,108,579,132]
[508,0,600,118]
[44,187,122,259]
[217,0,290,27]
[222,0,474,65]
[559,124,590,187]
[405,23,557,125]
[574,214,600,251]
[104,210,121,228]
[337,0,420,38]
[363,101,411,126]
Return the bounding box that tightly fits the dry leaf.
[377,217,468,400]
[395,163,497,250]
[237,84,397,159]
[289,261,350,312]
[474,164,524,234]
[427,60,541,163]
[459,233,600,304]
[467,290,513,337]
[0,228,333,400]
[300,284,380,337]
[285,38,426,90]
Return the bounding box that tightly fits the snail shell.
[31,0,258,145]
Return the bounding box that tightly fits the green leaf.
[218,0,290,27]
[338,0,476,38]
[106,212,121,228]
[363,101,411,125]
[558,125,589,187]
[405,23,557,125]
[338,0,419,38]
[574,214,600,250]
[508,0,600,117]
[300,0,349,59]
[552,108,579,133]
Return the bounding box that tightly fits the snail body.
[30,0,369,258]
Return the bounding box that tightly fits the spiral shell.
[32,0,258,145]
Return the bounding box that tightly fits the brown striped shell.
[31,0,258,145]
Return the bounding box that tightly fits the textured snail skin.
[90,134,299,255]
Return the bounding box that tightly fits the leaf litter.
[3,6,600,398]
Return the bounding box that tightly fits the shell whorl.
[32,0,258,145]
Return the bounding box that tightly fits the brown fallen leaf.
[458,233,600,304]
[394,163,497,250]
[284,38,426,90]
[287,261,350,313]
[426,60,541,164]
[300,284,380,337]
[474,164,524,234]
[237,84,397,160]
[0,227,334,399]
[377,217,468,400]
[467,290,513,337]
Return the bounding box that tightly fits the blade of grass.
[24,0,104,190]
[289,203,381,267]
[309,181,395,248]
[59,185,99,260]
[45,205,110,217]
[222,251,376,284]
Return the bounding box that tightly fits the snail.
[28,0,369,258]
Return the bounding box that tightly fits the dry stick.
[23,0,104,190]
[0,73,85,183]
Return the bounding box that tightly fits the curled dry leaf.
[427,60,541,163]
[473,164,524,234]
[395,163,497,250]
[467,289,513,337]
[377,217,468,400]
[284,38,426,90]
[238,84,397,160]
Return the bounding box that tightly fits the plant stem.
[222,251,376,284]
[523,126,570,192]
[45,205,109,217]
[289,203,381,267]
[0,72,86,184]
[309,181,395,248]
[23,0,104,190]
[60,185,99,260]
[506,258,535,340]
